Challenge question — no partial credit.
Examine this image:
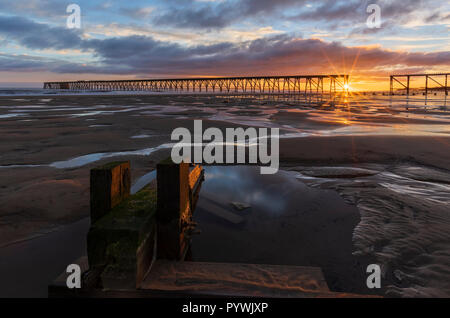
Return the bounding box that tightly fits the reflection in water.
[191,165,375,294]
[199,166,294,214]
[378,171,450,204]
[131,134,152,139]
[0,113,27,119]
[49,143,173,169]
[131,170,156,194]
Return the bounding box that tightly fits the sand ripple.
[293,164,450,297]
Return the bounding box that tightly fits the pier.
[390,73,449,95]
[43,75,350,95]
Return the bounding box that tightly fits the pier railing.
[43,75,350,95]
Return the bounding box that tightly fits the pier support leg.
[407,75,410,96]
[446,75,448,96]
[390,76,393,95]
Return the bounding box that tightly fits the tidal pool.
[190,165,374,294]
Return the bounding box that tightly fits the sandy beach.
[0,93,449,297]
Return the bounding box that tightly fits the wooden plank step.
[49,258,380,298]
[140,260,330,297]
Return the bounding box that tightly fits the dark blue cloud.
[152,0,307,29]
[0,0,69,21]
[289,0,439,29]
[0,54,47,71]
[0,15,82,50]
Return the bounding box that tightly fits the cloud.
[288,0,450,38]
[0,15,449,77]
[0,15,82,50]
[0,0,68,20]
[119,7,155,19]
[424,12,450,23]
[152,0,306,29]
[0,53,64,72]
[150,0,447,34]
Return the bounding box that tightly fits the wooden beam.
[90,161,130,223]
[156,159,191,260]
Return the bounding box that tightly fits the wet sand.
[0,93,449,297]
[279,135,450,170]
[0,218,89,297]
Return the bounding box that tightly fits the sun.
[344,84,350,90]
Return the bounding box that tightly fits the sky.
[0,0,449,90]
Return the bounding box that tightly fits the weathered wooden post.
[82,159,203,291]
[188,165,204,212]
[87,161,157,289]
[90,161,130,223]
[156,159,191,260]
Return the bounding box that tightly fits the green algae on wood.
[87,184,157,288]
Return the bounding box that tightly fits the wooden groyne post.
[156,160,204,260]
[90,161,130,223]
[85,159,203,290]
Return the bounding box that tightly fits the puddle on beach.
[190,166,373,294]
[0,113,27,119]
[0,144,169,169]
[88,124,112,128]
[48,144,173,169]
[131,134,152,139]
